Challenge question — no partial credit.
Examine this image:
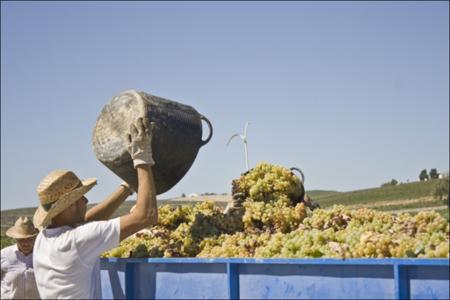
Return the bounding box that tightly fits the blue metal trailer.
[100,257,449,299]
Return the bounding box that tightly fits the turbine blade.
[226,133,240,146]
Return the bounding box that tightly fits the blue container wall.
[100,258,449,300]
[238,264,395,299]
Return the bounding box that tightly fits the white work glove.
[127,117,155,168]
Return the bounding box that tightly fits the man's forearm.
[85,185,132,222]
[134,166,157,224]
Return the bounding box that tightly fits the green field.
[373,199,444,212]
[311,180,444,207]
[306,190,340,198]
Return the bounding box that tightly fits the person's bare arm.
[119,165,157,241]
[85,183,133,222]
[118,116,158,241]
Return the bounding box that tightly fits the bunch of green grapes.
[198,232,272,258]
[255,206,449,259]
[350,231,399,258]
[338,207,448,258]
[157,204,195,230]
[410,211,449,258]
[344,209,449,258]
[252,232,285,258]
[106,201,244,258]
[301,205,353,231]
[242,196,307,233]
[166,223,198,257]
[349,229,424,258]
[255,227,347,258]
[414,210,449,234]
[188,201,244,236]
[156,202,242,257]
[101,226,172,258]
[190,211,243,238]
[349,208,397,233]
[191,200,218,215]
[232,162,304,204]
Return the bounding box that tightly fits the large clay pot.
[92,90,212,194]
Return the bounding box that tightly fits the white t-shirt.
[33,218,120,299]
[1,244,40,299]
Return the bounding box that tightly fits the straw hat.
[33,206,46,231]
[6,216,39,239]
[34,170,97,228]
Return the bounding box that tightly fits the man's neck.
[17,246,32,256]
[48,222,75,229]
[48,221,84,229]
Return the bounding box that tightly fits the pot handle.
[200,114,213,146]
[290,167,305,184]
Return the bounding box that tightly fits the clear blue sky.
[1,1,449,210]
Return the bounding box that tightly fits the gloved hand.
[127,117,155,168]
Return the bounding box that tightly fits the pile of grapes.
[102,162,449,259]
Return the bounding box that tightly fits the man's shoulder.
[36,226,78,251]
[1,244,16,257]
[71,218,120,240]
[1,245,18,266]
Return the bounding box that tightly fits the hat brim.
[35,178,97,228]
[6,227,39,239]
[33,206,46,231]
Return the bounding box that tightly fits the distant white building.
[188,193,199,198]
[439,171,449,179]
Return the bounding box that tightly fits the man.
[32,117,157,299]
[1,216,40,299]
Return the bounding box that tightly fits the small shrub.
[381,179,398,188]
[432,178,449,203]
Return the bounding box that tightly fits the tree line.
[419,168,442,181]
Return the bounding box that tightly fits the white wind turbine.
[227,122,250,171]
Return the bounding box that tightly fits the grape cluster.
[102,162,449,259]
[242,196,306,233]
[102,200,244,258]
[232,162,304,204]
[198,232,272,258]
